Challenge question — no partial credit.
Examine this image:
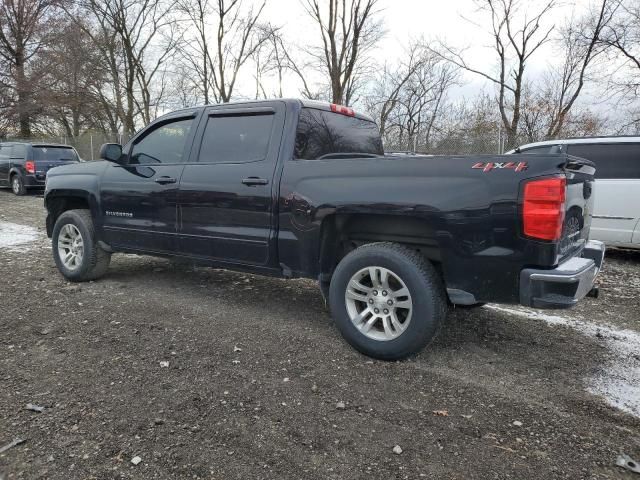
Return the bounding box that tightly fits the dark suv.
[0,142,80,195]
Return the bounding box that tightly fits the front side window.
[198,114,274,164]
[130,118,193,165]
[294,108,384,160]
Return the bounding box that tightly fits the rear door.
[100,113,198,253]
[566,143,640,246]
[178,102,285,266]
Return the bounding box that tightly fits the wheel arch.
[9,166,23,179]
[318,213,443,282]
[45,190,98,238]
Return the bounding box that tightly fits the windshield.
[294,108,383,160]
[32,146,78,162]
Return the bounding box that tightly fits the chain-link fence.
[1,131,122,161]
[5,127,520,161]
[384,126,512,156]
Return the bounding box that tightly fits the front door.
[100,115,198,253]
[178,103,285,266]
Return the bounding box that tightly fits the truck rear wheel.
[52,209,111,282]
[329,242,446,360]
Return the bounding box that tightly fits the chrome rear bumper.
[520,240,605,309]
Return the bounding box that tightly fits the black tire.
[329,242,447,360]
[11,174,26,196]
[52,209,111,282]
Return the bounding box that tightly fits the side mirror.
[99,143,123,163]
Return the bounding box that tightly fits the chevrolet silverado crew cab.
[44,99,604,360]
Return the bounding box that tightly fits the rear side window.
[294,108,384,160]
[567,143,640,179]
[11,144,26,158]
[32,146,77,161]
[198,114,274,164]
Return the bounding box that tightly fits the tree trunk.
[15,49,31,138]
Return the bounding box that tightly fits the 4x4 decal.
[472,161,528,172]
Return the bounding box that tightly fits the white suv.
[509,137,640,249]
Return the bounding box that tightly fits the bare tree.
[365,49,422,139]
[542,1,615,137]
[428,94,503,154]
[366,41,459,152]
[251,24,305,100]
[599,0,640,128]
[302,0,383,105]
[432,0,555,149]
[0,0,58,137]
[35,20,111,139]
[66,0,179,136]
[513,1,615,141]
[176,0,267,104]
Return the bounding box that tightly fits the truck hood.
[46,160,111,178]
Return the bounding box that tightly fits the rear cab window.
[32,146,78,162]
[294,108,383,160]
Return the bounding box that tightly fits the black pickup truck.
[44,99,604,359]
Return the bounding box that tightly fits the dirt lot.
[1,189,639,480]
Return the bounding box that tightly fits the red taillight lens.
[25,161,35,174]
[330,103,355,117]
[523,176,566,241]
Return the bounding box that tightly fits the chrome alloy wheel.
[57,224,84,271]
[345,266,413,341]
[12,176,20,194]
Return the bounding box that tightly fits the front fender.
[44,162,107,237]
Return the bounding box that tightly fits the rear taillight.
[523,176,566,241]
[330,103,355,117]
[25,161,35,174]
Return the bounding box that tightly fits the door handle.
[155,176,177,185]
[242,177,268,186]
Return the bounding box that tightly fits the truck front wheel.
[329,242,447,360]
[52,209,111,282]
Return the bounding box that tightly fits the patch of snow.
[0,222,39,251]
[487,304,640,418]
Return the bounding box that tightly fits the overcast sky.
[257,0,596,104]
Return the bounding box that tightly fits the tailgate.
[559,155,596,259]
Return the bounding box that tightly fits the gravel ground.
[0,189,639,479]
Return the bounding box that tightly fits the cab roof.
[164,99,376,123]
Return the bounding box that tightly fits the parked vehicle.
[0,142,80,195]
[508,137,640,249]
[43,99,604,360]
